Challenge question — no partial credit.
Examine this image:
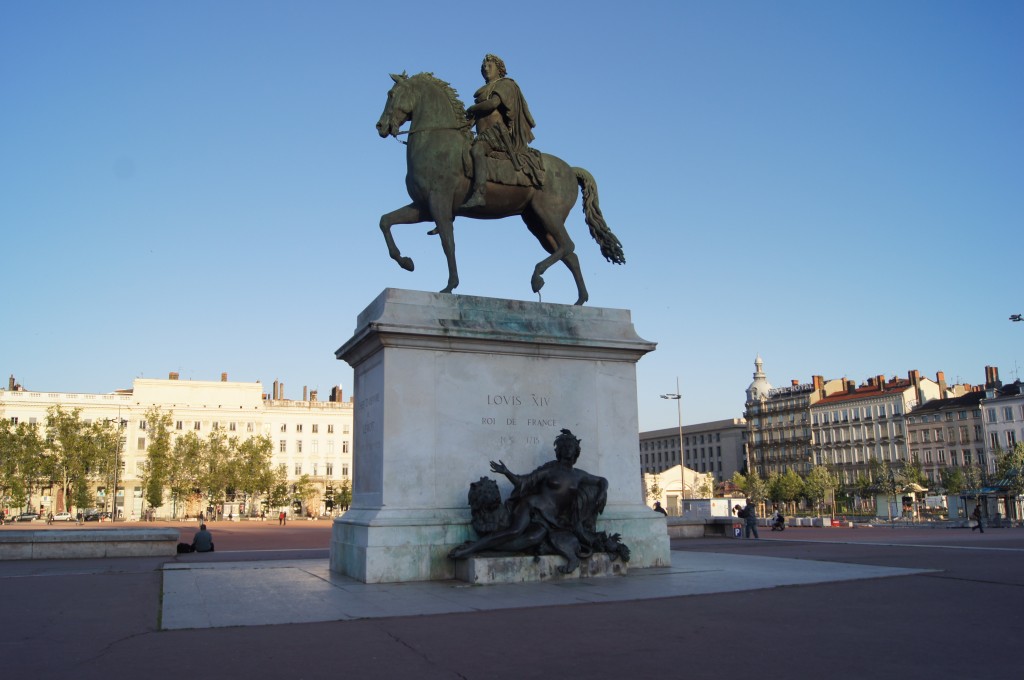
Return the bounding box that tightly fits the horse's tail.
[574,167,625,265]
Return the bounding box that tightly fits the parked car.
[51,512,74,522]
[83,511,110,522]
[14,512,41,522]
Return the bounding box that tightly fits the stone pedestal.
[330,288,670,583]
[455,553,627,585]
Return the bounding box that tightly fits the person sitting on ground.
[191,523,215,553]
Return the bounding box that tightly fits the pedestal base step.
[455,552,627,585]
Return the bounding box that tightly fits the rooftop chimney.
[273,380,279,400]
[846,380,856,393]
[221,372,228,382]
[937,371,947,395]
[303,386,308,401]
[330,386,344,403]
[310,390,318,402]
[169,372,179,381]
[985,365,1001,389]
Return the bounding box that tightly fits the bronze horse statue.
[375,72,624,306]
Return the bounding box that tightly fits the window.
[343,441,349,454]
[297,441,303,454]
[247,422,254,432]
[279,440,287,453]
[312,440,319,454]
[313,463,319,476]
[945,412,954,421]
[212,422,219,431]
[326,462,333,476]
[1004,407,1014,422]
[229,422,237,432]
[1007,431,1017,448]
[342,464,349,477]
[294,463,302,475]
[958,411,967,420]
[176,421,183,430]
[297,424,304,433]
[137,438,146,450]
[9,417,18,425]
[312,424,319,434]
[139,420,147,430]
[194,421,201,431]
[281,424,288,432]
[987,409,997,423]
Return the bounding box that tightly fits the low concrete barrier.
[0,528,179,560]
[666,517,742,539]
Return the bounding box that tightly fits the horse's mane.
[410,72,470,131]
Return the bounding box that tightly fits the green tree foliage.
[168,431,203,515]
[995,442,1024,496]
[940,467,966,495]
[0,419,45,510]
[234,435,275,515]
[143,407,173,510]
[200,431,235,505]
[293,473,317,516]
[731,469,768,505]
[46,406,110,513]
[335,478,352,511]
[266,464,290,509]
[646,474,662,504]
[803,465,839,515]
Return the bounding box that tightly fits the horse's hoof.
[531,275,545,293]
[399,257,415,272]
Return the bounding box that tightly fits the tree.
[168,431,203,518]
[292,473,318,516]
[803,465,839,516]
[266,464,290,510]
[695,473,714,499]
[646,474,663,504]
[45,406,107,514]
[200,430,236,509]
[941,467,966,495]
[995,442,1024,497]
[0,419,45,511]
[335,478,352,512]
[778,469,804,513]
[234,435,275,516]
[143,407,174,511]
[731,469,767,505]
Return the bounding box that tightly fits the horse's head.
[376,72,412,138]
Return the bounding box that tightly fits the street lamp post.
[661,377,684,516]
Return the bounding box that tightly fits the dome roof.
[746,355,773,403]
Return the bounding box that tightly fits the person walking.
[737,499,759,539]
[971,504,985,533]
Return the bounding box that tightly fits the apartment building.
[1,373,353,518]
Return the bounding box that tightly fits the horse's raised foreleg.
[380,203,428,272]
[428,193,459,294]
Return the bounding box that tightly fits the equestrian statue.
[375,54,624,306]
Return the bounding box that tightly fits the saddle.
[464,147,546,189]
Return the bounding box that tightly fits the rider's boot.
[460,153,488,209]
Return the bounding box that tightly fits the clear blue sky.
[2,2,1021,431]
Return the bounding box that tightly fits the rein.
[392,122,472,145]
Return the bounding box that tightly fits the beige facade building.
[906,390,988,482]
[809,371,946,484]
[743,356,846,478]
[1,373,353,518]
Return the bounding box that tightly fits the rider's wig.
[482,54,507,79]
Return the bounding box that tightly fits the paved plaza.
[1,521,1021,678]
